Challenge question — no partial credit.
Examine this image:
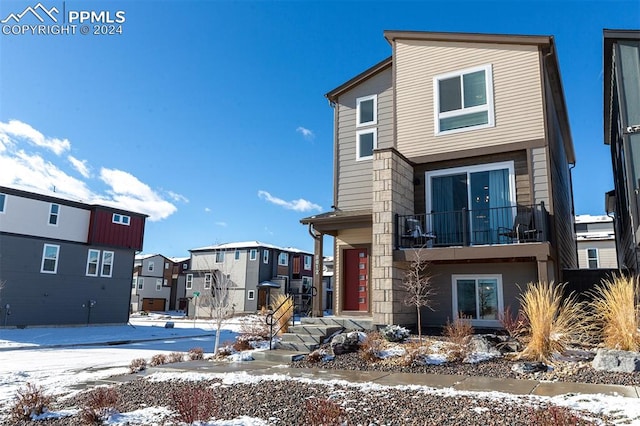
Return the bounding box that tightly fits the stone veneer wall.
[371,149,415,326]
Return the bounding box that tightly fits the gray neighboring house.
[0,185,146,327]
[131,254,173,313]
[604,29,640,273]
[186,241,314,317]
[322,256,334,314]
[575,215,618,269]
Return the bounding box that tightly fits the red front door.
[344,248,368,311]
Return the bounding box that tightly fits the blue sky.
[0,0,638,257]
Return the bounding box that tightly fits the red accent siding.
[88,208,145,250]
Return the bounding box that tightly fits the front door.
[343,248,368,311]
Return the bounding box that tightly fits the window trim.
[263,249,269,264]
[587,248,599,269]
[278,252,288,266]
[248,290,255,300]
[48,203,59,226]
[356,128,377,161]
[215,251,225,263]
[249,249,257,261]
[186,274,193,290]
[156,279,162,291]
[137,277,144,290]
[0,193,6,213]
[304,255,312,270]
[356,94,377,127]
[112,213,131,226]
[235,249,241,261]
[147,261,154,272]
[101,251,114,277]
[86,249,100,277]
[40,244,60,274]
[204,273,212,289]
[451,274,503,326]
[433,64,495,135]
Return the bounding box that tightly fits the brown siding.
[336,67,393,211]
[88,208,145,250]
[394,39,544,159]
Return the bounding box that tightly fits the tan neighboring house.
[302,30,577,329]
[575,215,618,269]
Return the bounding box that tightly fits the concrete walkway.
[94,359,640,399]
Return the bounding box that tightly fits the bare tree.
[199,269,236,355]
[402,249,435,343]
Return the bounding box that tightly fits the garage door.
[142,298,166,312]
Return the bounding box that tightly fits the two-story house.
[575,215,618,269]
[302,31,577,329]
[604,29,640,273]
[186,241,313,317]
[0,185,146,327]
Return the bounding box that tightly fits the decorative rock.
[330,331,361,355]
[468,335,502,357]
[164,321,175,328]
[511,361,548,374]
[592,348,640,373]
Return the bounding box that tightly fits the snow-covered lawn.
[1,315,639,425]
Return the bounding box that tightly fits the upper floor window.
[356,128,377,161]
[148,261,154,272]
[356,94,377,127]
[587,248,599,269]
[41,244,60,274]
[49,204,59,225]
[186,274,193,289]
[112,213,130,225]
[434,64,494,135]
[101,251,114,277]
[278,252,288,266]
[204,273,212,289]
[132,277,136,289]
[0,193,5,213]
[304,255,312,270]
[263,249,269,264]
[165,262,169,269]
[249,249,257,261]
[86,249,100,276]
[215,251,225,263]
[183,263,188,270]
[235,249,241,261]
[156,279,162,291]
[137,277,144,290]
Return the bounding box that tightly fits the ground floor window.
[451,274,503,325]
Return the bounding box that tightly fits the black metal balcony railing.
[395,203,548,249]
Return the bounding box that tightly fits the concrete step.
[287,324,343,336]
[300,316,374,331]
[251,349,308,363]
[275,341,318,352]
[280,332,323,345]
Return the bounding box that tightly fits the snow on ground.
[1,314,640,425]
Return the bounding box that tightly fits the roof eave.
[325,56,392,103]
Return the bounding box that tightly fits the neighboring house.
[0,185,146,327]
[131,254,174,313]
[322,256,334,313]
[604,30,640,273]
[302,30,577,329]
[575,215,618,269]
[169,256,190,312]
[186,241,313,317]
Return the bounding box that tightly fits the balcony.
[395,203,548,250]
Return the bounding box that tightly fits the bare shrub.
[188,347,204,360]
[233,335,254,352]
[529,405,596,425]
[128,358,147,374]
[589,275,640,351]
[171,385,218,424]
[306,349,324,364]
[167,352,184,363]
[359,332,383,362]
[9,382,53,422]
[215,344,233,358]
[80,387,120,424]
[398,341,427,367]
[271,294,293,335]
[303,398,345,426]
[149,354,168,367]
[444,315,474,361]
[239,315,270,339]
[518,281,585,363]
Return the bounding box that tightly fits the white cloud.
[257,190,322,212]
[215,221,228,227]
[166,190,189,203]
[204,207,211,213]
[0,119,70,155]
[296,126,314,141]
[0,120,179,222]
[68,155,90,178]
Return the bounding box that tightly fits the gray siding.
[0,233,133,326]
[336,67,393,210]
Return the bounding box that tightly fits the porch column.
[310,226,324,317]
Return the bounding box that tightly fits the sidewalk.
[95,358,640,399]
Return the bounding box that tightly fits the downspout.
[569,162,578,270]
